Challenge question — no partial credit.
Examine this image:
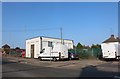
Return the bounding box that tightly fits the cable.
[3,27,60,32]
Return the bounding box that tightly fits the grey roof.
[102,35,120,43]
[40,36,73,41]
[26,36,73,42]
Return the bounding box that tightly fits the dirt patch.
[3,56,107,70]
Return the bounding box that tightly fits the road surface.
[2,57,120,78]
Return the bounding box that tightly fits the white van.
[38,44,68,61]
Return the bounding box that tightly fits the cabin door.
[31,44,34,58]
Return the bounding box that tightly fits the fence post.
[92,48,93,57]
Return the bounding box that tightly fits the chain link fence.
[69,48,102,59]
[9,51,21,57]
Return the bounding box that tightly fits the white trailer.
[101,35,120,60]
[26,36,73,60]
[101,42,120,59]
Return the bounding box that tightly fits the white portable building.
[26,36,74,58]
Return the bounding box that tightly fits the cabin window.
[48,41,53,47]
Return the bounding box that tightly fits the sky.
[2,2,118,49]
[0,2,2,48]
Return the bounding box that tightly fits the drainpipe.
[40,37,42,53]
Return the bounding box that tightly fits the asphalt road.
[2,58,80,77]
[2,57,120,78]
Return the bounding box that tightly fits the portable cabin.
[26,36,73,58]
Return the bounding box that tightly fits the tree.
[91,44,101,48]
[15,47,20,50]
[15,47,21,53]
[76,42,83,49]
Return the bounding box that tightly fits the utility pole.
[24,26,26,49]
[60,27,63,44]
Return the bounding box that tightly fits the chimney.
[111,34,114,38]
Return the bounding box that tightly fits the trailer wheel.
[119,57,120,60]
[38,57,42,61]
[53,58,56,62]
[69,57,72,60]
[117,57,120,60]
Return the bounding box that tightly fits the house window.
[48,41,53,47]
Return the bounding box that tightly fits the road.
[2,58,80,77]
[2,57,120,78]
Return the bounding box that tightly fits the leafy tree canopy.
[91,44,101,48]
[15,47,20,50]
[76,42,83,49]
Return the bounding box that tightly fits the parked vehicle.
[101,43,120,60]
[38,44,68,61]
[101,35,120,60]
[68,52,79,60]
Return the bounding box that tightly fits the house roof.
[102,35,120,43]
[2,44,10,48]
[26,36,73,42]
